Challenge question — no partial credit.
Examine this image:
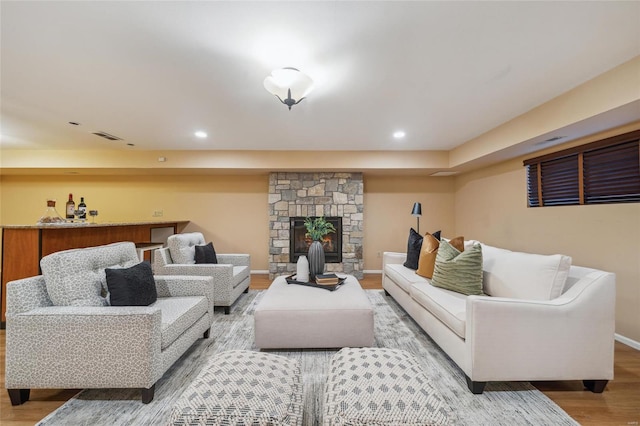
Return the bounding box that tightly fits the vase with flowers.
[304,216,336,277]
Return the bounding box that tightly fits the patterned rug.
[38,290,578,425]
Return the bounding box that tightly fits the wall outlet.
[153,210,163,217]
[377,251,382,258]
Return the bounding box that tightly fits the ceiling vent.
[92,131,122,141]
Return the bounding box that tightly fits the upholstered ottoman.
[170,350,303,425]
[254,274,374,349]
[324,347,453,425]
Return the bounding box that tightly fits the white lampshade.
[264,67,314,109]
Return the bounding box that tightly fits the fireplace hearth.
[290,217,342,263]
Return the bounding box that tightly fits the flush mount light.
[194,131,207,138]
[393,130,406,139]
[264,67,314,110]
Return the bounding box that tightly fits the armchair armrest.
[466,271,615,381]
[6,276,53,314]
[5,306,162,389]
[154,275,215,320]
[217,254,250,267]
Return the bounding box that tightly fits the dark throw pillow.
[106,261,157,306]
[195,242,218,264]
[403,229,442,270]
[403,228,423,270]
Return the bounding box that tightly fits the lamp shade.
[411,202,422,217]
[264,67,314,109]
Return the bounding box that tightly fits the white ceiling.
[1,1,639,152]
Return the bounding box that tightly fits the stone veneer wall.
[269,172,364,279]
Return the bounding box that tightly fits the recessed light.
[393,130,406,139]
[194,131,207,138]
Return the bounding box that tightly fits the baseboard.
[615,333,640,350]
[363,270,383,274]
[251,270,269,275]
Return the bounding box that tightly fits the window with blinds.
[524,130,640,207]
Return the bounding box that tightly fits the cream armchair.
[5,242,215,405]
[154,232,251,314]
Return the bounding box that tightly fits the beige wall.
[0,174,271,270]
[363,175,456,270]
[454,127,640,342]
[0,173,456,273]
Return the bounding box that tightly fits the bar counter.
[1,220,189,325]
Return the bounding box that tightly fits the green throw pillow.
[431,240,484,296]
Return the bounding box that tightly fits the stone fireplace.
[268,172,363,279]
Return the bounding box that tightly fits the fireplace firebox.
[290,217,342,263]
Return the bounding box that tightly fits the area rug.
[38,290,578,425]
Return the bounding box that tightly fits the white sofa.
[382,242,616,394]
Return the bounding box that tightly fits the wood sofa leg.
[465,376,487,394]
[583,380,608,393]
[7,389,30,405]
[203,327,211,339]
[141,384,155,404]
[224,306,230,315]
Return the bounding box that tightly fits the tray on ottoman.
[170,350,303,425]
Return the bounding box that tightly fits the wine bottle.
[78,197,87,220]
[65,193,75,220]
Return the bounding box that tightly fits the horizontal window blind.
[524,130,640,207]
[540,154,580,206]
[526,163,540,207]
[584,140,640,204]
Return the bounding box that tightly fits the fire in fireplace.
[290,217,342,263]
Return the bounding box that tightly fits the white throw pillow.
[481,244,571,300]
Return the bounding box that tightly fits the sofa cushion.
[416,233,440,279]
[385,263,428,293]
[167,232,206,265]
[410,281,467,339]
[154,296,209,350]
[40,242,139,307]
[432,240,484,296]
[481,244,572,300]
[195,242,218,264]
[106,261,158,306]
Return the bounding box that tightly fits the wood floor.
[1,274,638,425]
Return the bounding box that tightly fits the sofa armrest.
[466,271,615,381]
[382,252,406,266]
[5,306,162,389]
[217,254,250,267]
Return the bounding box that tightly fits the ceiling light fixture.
[263,67,314,110]
[194,131,207,138]
[393,130,406,139]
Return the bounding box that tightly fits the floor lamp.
[411,202,422,234]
